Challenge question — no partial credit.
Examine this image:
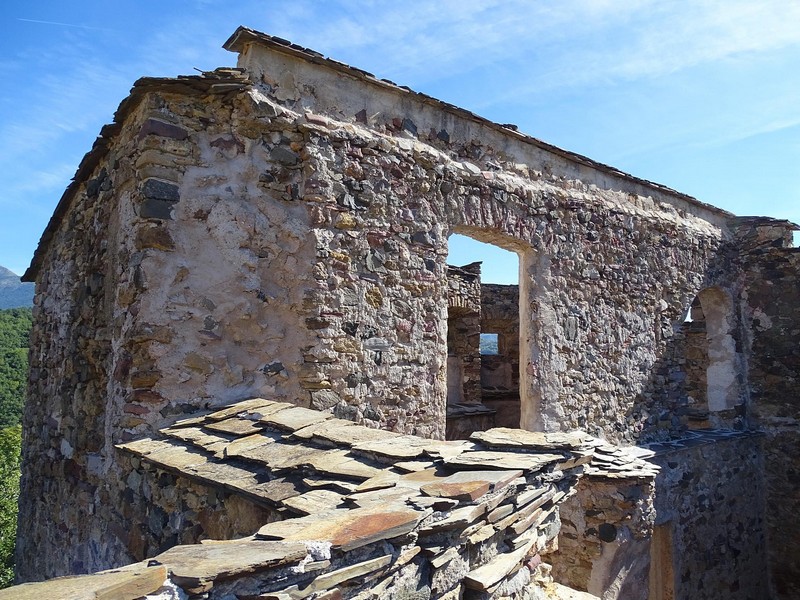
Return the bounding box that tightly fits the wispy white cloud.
[2,0,799,271]
[16,17,114,32]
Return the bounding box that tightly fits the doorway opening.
[444,232,523,439]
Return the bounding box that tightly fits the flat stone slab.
[420,469,522,502]
[470,428,589,451]
[259,406,332,432]
[353,435,457,461]
[291,418,358,442]
[286,554,393,599]
[223,431,283,458]
[418,503,486,534]
[394,460,437,472]
[234,441,329,470]
[292,420,399,447]
[355,470,399,493]
[282,489,344,515]
[155,539,307,592]
[205,417,266,436]
[139,444,211,471]
[303,476,359,494]
[303,448,384,481]
[257,505,425,551]
[206,398,289,421]
[345,486,418,508]
[185,461,261,488]
[464,536,536,590]
[0,563,166,600]
[161,426,232,449]
[231,476,305,504]
[396,467,450,489]
[444,451,563,472]
[116,437,176,457]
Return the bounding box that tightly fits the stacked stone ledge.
[4,398,657,599]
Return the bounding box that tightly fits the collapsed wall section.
[6,397,660,600]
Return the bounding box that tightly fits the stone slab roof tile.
[419,469,523,502]
[470,427,589,451]
[259,405,334,432]
[154,539,308,594]
[444,450,564,472]
[293,420,400,447]
[223,430,284,458]
[256,505,428,552]
[205,397,288,421]
[161,425,233,449]
[111,396,661,593]
[281,488,345,515]
[205,416,268,436]
[0,563,167,600]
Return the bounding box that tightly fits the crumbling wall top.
[223,25,733,225]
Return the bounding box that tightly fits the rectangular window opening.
[480,333,499,355]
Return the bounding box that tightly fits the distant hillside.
[0,267,33,309]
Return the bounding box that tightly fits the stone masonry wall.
[481,284,522,429]
[447,263,483,406]
[480,284,520,391]
[648,432,767,600]
[84,66,741,448]
[551,466,656,600]
[116,453,278,562]
[19,33,752,580]
[232,39,740,446]
[738,221,800,599]
[17,117,141,578]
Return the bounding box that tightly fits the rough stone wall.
[238,41,741,445]
[647,432,768,600]
[17,120,143,578]
[681,321,711,416]
[550,477,655,600]
[481,284,522,429]
[115,454,277,560]
[447,263,483,405]
[737,219,800,599]
[480,283,520,391]
[19,35,753,580]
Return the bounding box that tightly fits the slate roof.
[4,398,656,599]
[118,397,658,520]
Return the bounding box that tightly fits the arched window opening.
[681,287,741,422]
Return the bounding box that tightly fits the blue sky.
[2,1,799,284]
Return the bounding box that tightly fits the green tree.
[0,425,20,587]
[0,308,31,586]
[0,308,32,428]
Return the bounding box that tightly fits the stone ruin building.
[5,25,800,600]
